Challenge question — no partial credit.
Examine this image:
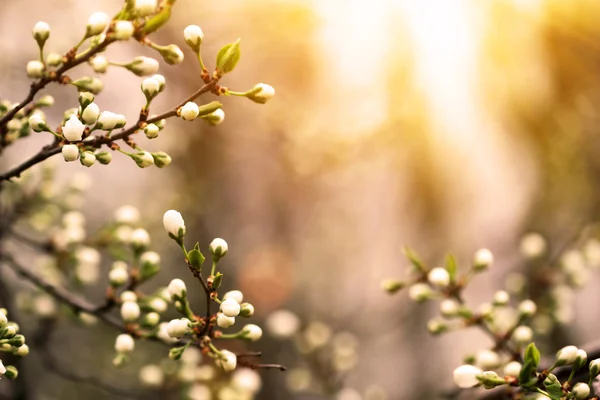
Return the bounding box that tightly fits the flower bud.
[96,111,118,130]
[217,350,237,372]
[126,56,160,76]
[428,267,450,288]
[151,74,165,91]
[453,364,482,388]
[114,21,134,40]
[32,21,50,45]
[503,361,521,377]
[0,313,6,327]
[473,248,493,271]
[61,144,79,162]
[573,383,590,399]
[139,364,164,387]
[492,290,509,306]
[440,299,460,317]
[115,334,135,353]
[556,345,579,366]
[589,359,600,379]
[242,324,262,341]
[239,303,254,317]
[223,290,243,304]
[26,60,44,78]
[520,233,546,258]
[86,12,109,36]
[475,350,500,369]
[95,151,112,165]
[220,298,241,317]
[134,0,158,16]
[158,44,184,65]
[217,313,235,328]
[80,151,96,167]
[121,291,138,303]
[115,205,139,224]
[9,335,25,347]
[427,318,447,335]
[408,283,431,302]
[4,365,17,379]
[115,114,127,128]
[90,55,108,73]
[246,83,275,104]
[151,151,171,168]
[72,77,103,94]
[62,115,85,141]
[209,238,228,260]
[202,108,225,126]
[121,301,141,322]
[140,251,161,279]
[81,103,100,125]
[167,318,190,338]
[518,299,537,317]
[144,123,159,139]
[46,52,62,66]
[149,298,167,313]
[179,102,200,121]
[380,278,405,294]
[163,210,186,239]
[167,278,187,299]
[78,92,94,108]
[183,25,204,52]
[141,77,160,100]
[512,326,533,345]
[109,267,129,287]
[143,312,160,327]
[132,151,154,168]
[131,228,150,250]
[29,114,49,132]
[15,344,29,356]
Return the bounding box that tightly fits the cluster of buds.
[0,309,27,380]
[454,343,598,399]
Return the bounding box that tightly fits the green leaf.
[216,39,241,75]
[518,360,536,388]
[403,246,425,272]
[142,5,172,35]
[543,374,563,400]
[445,253,458,282]
[524,343,541,369]
[212,272,223,289]
[187,248,205,271]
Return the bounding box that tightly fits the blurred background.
[2,0,600,399]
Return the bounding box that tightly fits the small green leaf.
[543,374,563,400]
[187,248,205,271]
[212,272,223,289]
[524,343,541,369]
[403,246,425,272]
[216,39,241,75]
[518,360,536,388]
[445,253,458,282]
[143,5,172,35]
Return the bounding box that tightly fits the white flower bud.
[184,25,204,51]
[157,322,178,344]
[72,77,103,94]
[427,318,447,335]
[168,278,187,299]
[220,298,241,317]
[127,56,159,76]
[152,151,171,168]
[112,261,128,270]
[141,77,160,99]
[121,291,138,303]
[503,361,521,377]
[223,290,243,304]
[473,248,493,271]
[143,312,160,327]
[265,309,300,339]
[556,345,579,365]
[573,383,590,399]
[179,102,200,121]
[86,12,109,36]
[512,326,533,345]
[114,21,134,40]
[27,60,45,78]
[46,52,62,66]
[239,303,254,317]
[408,283,432,302]
[134,0,157,16]
[29,113,48,132]
[115,114,127,128]
[151,74,165,91]
[96,111,118,130]
[475,350,500,369]
[428,267,450,288]
[518,299,537,317]
[492,290,510,306]
[144,123,159,139]
[115,205,139,224]
[231,368,261,394]
[80,151,96,167]
[453,364,482,388]
[202,108,225,126]
[81,103,100,125]
[0,312,7,327]
[167,318,190,338]
[62,115,85,141]
[16,344,29,356]
[159,44,184,65]
[131,228,150,249]
[90,55,108,73]
[217,350,237,372]
[163,210,186,238]
[32,21,50,43]
[150,298,167,313]
[520,233,546,258]
[247,83,275,104]
[217,313,235,328]
[209,238,228,259]
[121,301,141,322]
[141,251,161,265]
[0,360,5,376]
[115,334,135,353]
[440,299,460,317]
[242,324,262,341]
[109,267,129,287]
[139,364,164,387]
[132,151,154,168]
[62,144,80,162]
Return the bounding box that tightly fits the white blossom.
[86,12,109,36]
[179,102,200,121]
[453,364,482,388]
[121,301,141,322]
[115,334,135,353]
[242,324,262,341]
[217,313,235,328]
[217,350,237,372]
[61,144,79,162]
[62,115,85,141]
[167,318,190,338]
[220,298,241,317]
[26,60,44,78]
[163,210,186,238]
[114,21,134,40]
